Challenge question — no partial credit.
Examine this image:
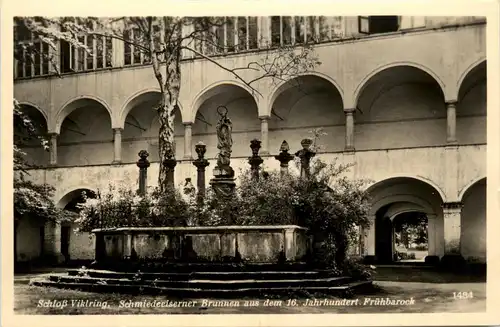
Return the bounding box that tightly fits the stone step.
[49,274,352,289]
[31,279,373,298]
[90,262,312,273]
[67,269,332,281]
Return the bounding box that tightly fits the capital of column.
[183,122,193,128]
[442,202,463,214]
[344,108,356,115]
[136,150,151,169]
[113,127,123,133]
[48,132,58,140]
[445,100,458,108]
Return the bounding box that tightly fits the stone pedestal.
[210,163,236,199]
[209,177,236,199]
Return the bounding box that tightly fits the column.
[183,123,193,160]
[442,202,463,257]
[48,133,58,166]
[344,108,355,151]
[427,214,437,256]
[136,150,150,196]
[248,139,264,181]
[193,142,210,203]
[364,216,376,262]
[112,128,122,164]
[43,221,64,263]
[446,101,457,144]
[259,116,270,155]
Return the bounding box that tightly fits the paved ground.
[13,268,486,315]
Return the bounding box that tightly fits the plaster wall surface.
[16,216,44,262]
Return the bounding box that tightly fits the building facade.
[14,16,486,265]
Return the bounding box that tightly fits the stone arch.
[18,101,49,125]
[190,80,259,122]
[118,88,185,129]
[352,61,447,108]
[457,57,486,100]
[455,58,486,145]
[266,73,345,153]
[55,95,113,134]
[384,202,433,220]
[56,186,98,209]
[365,176,444,263]
[267,72,345,114]
[369,194,435,217]
[458,177,486,203]
[365,175,447,204]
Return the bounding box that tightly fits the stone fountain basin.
[92,225,310,264]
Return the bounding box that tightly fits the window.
[282,17,293,45]
[400,16,426,30]
[248,17,258,49]
[124,28,147,65]
[237,17,247,51]
[306,16,317,43]
[61,26,113,72]
[86,35,95,69]
[226,17,235,53]
[124,30,132,65]
[270,16,293,47]
[14,22,50,78]
[358,16,400,34]
[319,16,344,41]
[295,16,305,44]
[271,16,281,46]
[60,40,72,73]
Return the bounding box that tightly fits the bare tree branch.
[182,45,263,98]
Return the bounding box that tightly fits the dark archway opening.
[375,205,429,264]
[60,189,97,261]
[393,213,428,262]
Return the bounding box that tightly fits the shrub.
[341,257,376,281]
[396,252,417,260]
[75,185,191,232]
